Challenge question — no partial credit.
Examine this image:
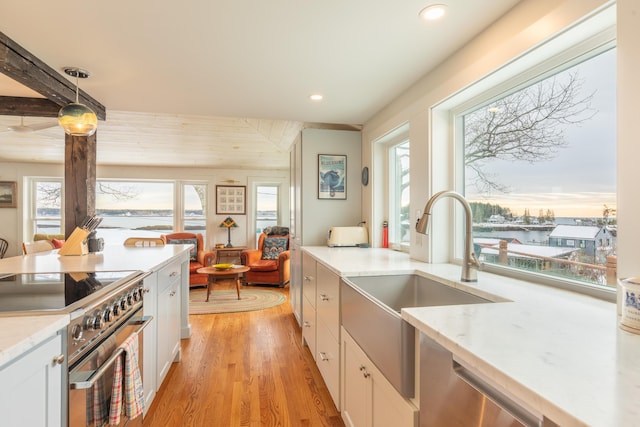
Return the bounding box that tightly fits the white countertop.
[0,244,190,368]
[0,244,189,275]
[303,246,640,427]
[0,314,69,368]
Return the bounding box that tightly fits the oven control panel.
[67,279,146,365]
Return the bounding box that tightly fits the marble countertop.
[0,314,69,368]
[0,244,190,368]
[303,246,640,427]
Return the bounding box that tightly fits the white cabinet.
[315,262,341,407]
[342,328,418,427]
[301,251,317,357]
[0,332,64,427]
[157,259,182,385]
[301,252,341,409]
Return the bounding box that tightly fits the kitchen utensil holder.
[58,227,89,256]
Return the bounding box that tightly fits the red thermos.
[382,221,389,248]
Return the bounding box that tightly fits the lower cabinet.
[0,331,64,427]
[157,260,182,386]
[342,327,418,427]
[142,254,186,413]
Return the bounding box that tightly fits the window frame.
[430,15,616,301]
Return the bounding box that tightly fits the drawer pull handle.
[303,321,312,328]
[169,290,176,297]
[319,294,329,301]
[319,352,329,362]
[169,271,178,277]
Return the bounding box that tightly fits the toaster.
[327,226,369,247]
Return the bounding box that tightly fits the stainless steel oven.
[0,269,150,427]
[68,307,150,427]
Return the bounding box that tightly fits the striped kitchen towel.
[109,332,145,425]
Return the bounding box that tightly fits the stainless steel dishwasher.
[419,333,559,427]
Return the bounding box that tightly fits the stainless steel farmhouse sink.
[341,274,492,398]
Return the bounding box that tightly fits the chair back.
[258,232,289,259]
[124,237,165,247]
[22,240,55,254]
[0,238,8,258]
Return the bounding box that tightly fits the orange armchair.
[241,232,290,288]
[161,232,216,288]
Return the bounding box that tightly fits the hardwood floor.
[143,281,345,427]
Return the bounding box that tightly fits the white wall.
[0,161,289,257]
[362,0,614,264]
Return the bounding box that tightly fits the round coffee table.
[197,265,250,302]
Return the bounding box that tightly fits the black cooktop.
[0,270,140,313]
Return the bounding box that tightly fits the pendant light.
[58,67,98,136]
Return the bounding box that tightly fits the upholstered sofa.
[241,230,290,288]
[161,232,216,288]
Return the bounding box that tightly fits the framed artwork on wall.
[0,181,17,208]
[216,185,246,214]
[318,154,346,200]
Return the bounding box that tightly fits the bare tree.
[464,72,596,193]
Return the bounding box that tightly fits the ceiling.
[0,0,521,169]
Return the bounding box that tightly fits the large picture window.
[458,46,616,288]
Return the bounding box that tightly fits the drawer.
[302,295,316,359]
[316,263,340,341]
[158,260,181,291]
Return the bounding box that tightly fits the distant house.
[487,214,505,224]
[548,225,615,260]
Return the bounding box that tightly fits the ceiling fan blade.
[5,118,58,133]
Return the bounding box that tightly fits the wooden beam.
[0,31,106,120]
[0,96,61,117]
[64,132,97,238]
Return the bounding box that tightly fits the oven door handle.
[69,315,153,390]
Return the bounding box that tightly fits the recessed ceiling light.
[419,4,447,21]
[309,94,323,101]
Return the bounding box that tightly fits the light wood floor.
[143,281,345,427]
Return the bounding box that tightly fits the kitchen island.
[303,246,640,427]
[0,244,191,426]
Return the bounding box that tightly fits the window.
[457,46,616,288]
[95,181,175,242]
[389,140,410,247]
[255,185,279,238]
[181,183,207,240]
[30,178,63,236]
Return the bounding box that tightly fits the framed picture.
[0,181,17,208]
[216,185,246,214]
[318,154,347,200]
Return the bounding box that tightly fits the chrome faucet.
[416,190,480,282]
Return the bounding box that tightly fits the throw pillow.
[261,237,288,260]
[167,237,198,261]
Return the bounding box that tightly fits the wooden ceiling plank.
[0,31,106,119]
[0,96,61,117]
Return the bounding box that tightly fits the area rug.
[189,288,286,315]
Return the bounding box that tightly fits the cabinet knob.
[52,354,65,366]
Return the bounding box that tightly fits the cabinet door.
[289,241,302,324]
[0,333,63,427]
[342,330,372,427]
[157,261,182,386]
[316,321,340,408]
[142,271,158,412]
